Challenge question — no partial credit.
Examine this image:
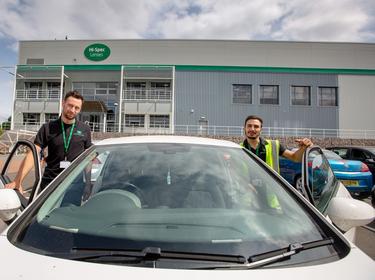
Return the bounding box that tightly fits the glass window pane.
[318,87,338,106]
[291,86,311,106]
[232,84,252,104]
[260,85,279,104]
[72,82,83,89]
[45,113,59,122]
[82,89,95,95]
[125,115,145,127]
[23,113,40,125]
[96,89,107,95]
[150,115,170,128]
[97,83,108,89]
[307,149,337,213]
[17,144,331,261]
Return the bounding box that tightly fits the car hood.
[328,159,365,172]
[0,236,374,279]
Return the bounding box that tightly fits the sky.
[0,0,374,122]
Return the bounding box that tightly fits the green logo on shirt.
[74,130,83,136]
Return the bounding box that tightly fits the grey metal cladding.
[174,70,338,129]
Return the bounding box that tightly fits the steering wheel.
[121,182,146,202]
[99,181,146,204]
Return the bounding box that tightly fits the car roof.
[327,146,375,150]
[95,135,241,148]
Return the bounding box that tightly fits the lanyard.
[61,120,75,158]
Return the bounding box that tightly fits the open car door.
[0,140,41,212]
[301,146,374,240]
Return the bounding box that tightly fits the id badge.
[60,160,71,169]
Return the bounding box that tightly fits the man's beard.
[63,112,76,120]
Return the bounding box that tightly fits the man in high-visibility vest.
[241,115,313,172]
[241,115,313,209]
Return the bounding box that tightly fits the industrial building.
[11,39,375,136]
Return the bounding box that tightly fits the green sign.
[84,43,111,61]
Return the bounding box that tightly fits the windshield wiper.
[52,247,247,265]
[199,238,334,269]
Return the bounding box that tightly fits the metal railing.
[16,89,60,100]
[0,130,37,154]
[123,89,172,101]
[9,122,375,139]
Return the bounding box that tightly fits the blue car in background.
[280,149,373,198]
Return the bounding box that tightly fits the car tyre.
[294,175,303,192]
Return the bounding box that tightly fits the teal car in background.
[280,149,373,198]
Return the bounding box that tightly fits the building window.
[25,82,42,99]
[47,82,60,99]
[23,113,40,125]
[125,82,147,99]
[260,85,279,105]
[124,114,145,127]
[291,86,311,106]
[150,115,170,128]
[318,87,338,106]
[45,113,59,122]
[73,82,118,96]
[150,82,171,100]
[232,84,252,104]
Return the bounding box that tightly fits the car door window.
[0,140,41,205]
[303,148,338,214]
[352,149,368,161]
[331,148,349,159]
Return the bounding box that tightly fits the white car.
[0,136,374,279]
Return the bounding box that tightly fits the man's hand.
[4,181,24,194]
[295,138,313,149]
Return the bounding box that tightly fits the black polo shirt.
[242,137,286,162]
[34,117,92,180]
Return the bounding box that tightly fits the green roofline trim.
[17,64,375,75]
[175,65,375,75]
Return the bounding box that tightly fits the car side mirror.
[0,189,21,222]
[327,197,375,232]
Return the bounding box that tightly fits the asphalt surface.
[355,197,375,260]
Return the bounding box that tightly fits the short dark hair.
[64,90,84,102]
[244,115,263,127]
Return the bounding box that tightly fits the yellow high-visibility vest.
[264,139,280,173]
[240,139,281,209]
[241,139,280,173]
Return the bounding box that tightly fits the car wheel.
[294,175,303,192]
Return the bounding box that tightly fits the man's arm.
[281,138,313,162]
[5,144,42,193]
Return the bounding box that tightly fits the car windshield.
[13,142,339,267]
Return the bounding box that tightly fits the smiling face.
[244,118,262,140]
[61,96,83,123]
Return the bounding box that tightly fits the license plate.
[341,180,359,186]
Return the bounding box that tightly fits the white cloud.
[0,0,373,43]
[153,0,284,39]
[272,0,372,42]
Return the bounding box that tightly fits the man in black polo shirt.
[6,90,92,192]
